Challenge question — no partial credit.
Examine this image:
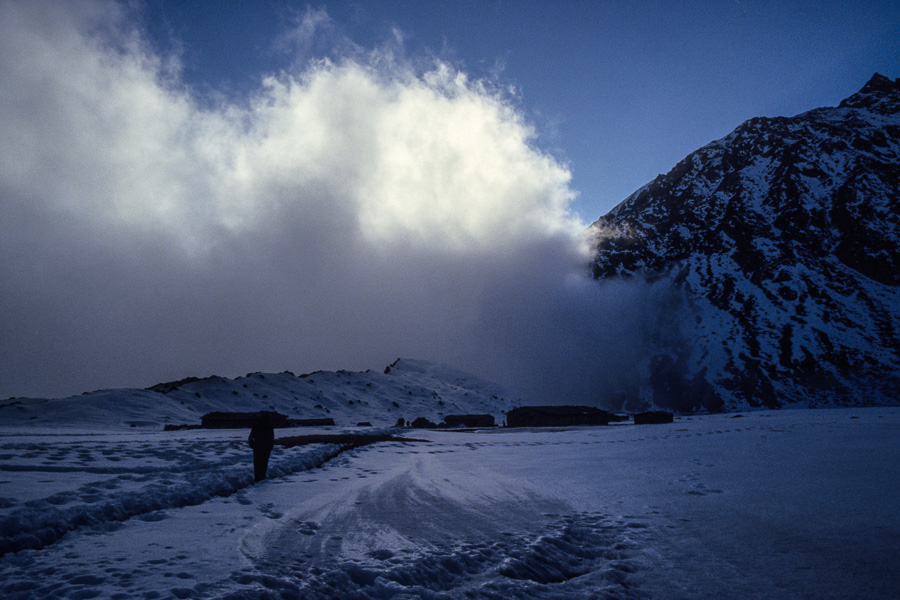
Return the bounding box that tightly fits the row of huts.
[165,406,673,431]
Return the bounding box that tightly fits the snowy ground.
[1,408,898,599]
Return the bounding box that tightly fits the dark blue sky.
[140,0,900,220]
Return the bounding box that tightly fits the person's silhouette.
[248,414,275,482]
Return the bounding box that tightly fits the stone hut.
[633,411,674,425]
[506,405,611,428]
[443,414,496,428]
[200,411,290,429]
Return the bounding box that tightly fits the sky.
[1,0,898,400]
[138,0,900,220]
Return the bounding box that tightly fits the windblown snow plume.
[0,1,640,401]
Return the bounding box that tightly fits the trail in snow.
[0,430,346,555]
[236,442,646,599]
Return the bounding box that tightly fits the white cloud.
[0,1,643,403]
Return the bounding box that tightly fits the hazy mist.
[0,1,649,403]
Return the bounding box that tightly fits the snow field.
[1,408,898,599]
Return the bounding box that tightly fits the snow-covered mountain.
[589,74,900,412]
[0,359,519,429]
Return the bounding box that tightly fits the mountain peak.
[838,72,900,110]
[860,72,896,91]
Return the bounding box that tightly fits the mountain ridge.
[0,359,519,429]
[589,73,900,412]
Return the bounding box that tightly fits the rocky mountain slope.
[590,74,900,412]
[0,359,519,429]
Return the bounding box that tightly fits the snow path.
[0,430,346,555]
[1,409,899,599]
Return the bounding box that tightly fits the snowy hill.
[589,74,900,412]
[0,359,519,429]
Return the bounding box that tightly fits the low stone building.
[200,411,290,429]
[506,406,611,428]
[633,411,674,425]
[288,417,336,427]
[410,416,438,429]
[199,411,335,429]
[443,414,495,428]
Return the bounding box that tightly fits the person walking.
[248,413,275,482]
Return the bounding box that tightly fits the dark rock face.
[590,74,900,412]
[148,376,221,395]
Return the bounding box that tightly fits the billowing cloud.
[0,1,643,403]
